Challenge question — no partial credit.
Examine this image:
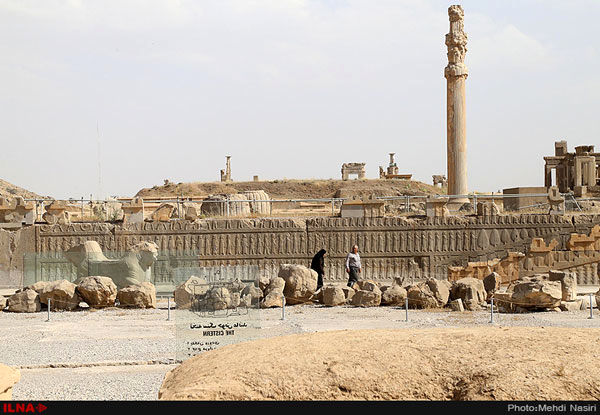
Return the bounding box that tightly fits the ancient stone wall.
[3,214,600,292]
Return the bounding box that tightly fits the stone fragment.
[322,285,346,307]
[407,282,439,309]
[117,282,157,309]
[76,276,117,308]
[426,278,450,307]
[559,300,583,312]
[278,264,318,305]
[184,204,200,221]
[548,270,577,302]
[483,272,501,297]
[151,203,175,222]
[173,276,209,309]
[450,298,465,312]
[240,284,263,307]
[0,364,20,400]
[261,290,285,308]
[0,296,6,311]
[27,281,50,294]
[351,287,382,307]
[381,285,407,306]
[7,289,41,313]
[39,279,80,311]
[259,276,271,292]
[450,277,487,311]
[510,277,562,309]
[342,287,355,302]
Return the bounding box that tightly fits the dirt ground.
[158,326,600,401]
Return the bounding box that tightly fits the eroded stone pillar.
[445,5,468,204]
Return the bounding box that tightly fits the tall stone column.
[445,5,468,204]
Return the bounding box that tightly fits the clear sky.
[1,0,599,199]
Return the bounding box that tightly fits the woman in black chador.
[310,249,326,290]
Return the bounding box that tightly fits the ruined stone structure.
[426,197,450,218]
[340,197,384,218]
[445,5,469,203]
[341,163,366,180]
[0,197,35,226]
[543,141,600,194]
[432,175,447,188]
[379,154,412,180]
[7,214,599,294]
[220,156,232,182]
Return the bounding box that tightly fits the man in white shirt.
[345,244,362,287]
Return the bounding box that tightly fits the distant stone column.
[445,5,468,204]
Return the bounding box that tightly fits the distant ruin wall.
[2,214,600,291]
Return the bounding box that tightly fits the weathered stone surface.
[342,287,355,302]
[322,285,346,307]
[355,280,380,292]
[351,288,381,307]
[27,281,50,294]
[0,363,20,400]
[483,272,501,296]
[183,204,200,221]
[7,288,41,313]
[76,276,117,308]
[596,290,600,311]
[510,277,562,309]
[151,203,176,222]
[407,283,439,309]
[240,284,263,307]
[39,279,80,311]
[426,279,450,307]
[450,277,487,311]
[381,284,407,306]
[278,264,318,305]
[117,282,156,308]
[559,300,583,312]
[0,296,6,311]
[259,276,271,292]
[548,270,577,302]
[261,290,284,308]
[265,277,285,293]
[450,298,465,312]
[173,276,208,309]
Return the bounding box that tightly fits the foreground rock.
[381,284,407,306]
[239,284,263,308]
[7,289,40,313]
[509,276,562,310]
[173,276,209,309]
[117,282,157,308]
[406,282,439,309]
[76,276,117,308]
[450,277,487,311]
[0,364,20,399]
[278,264,318,305]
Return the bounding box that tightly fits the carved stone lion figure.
[65,241,159,289]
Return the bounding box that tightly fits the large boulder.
[173,276,209,309]
[278,264,318,305]
[39,279,80,311]
[203,287,232,311]
[0,364,20,400]
[407,282,439,309]
[351,287,382,307]
[342,287,355,302]
[509,276,562,310]
[76,276,117,308]
[548,270,577,302]
[27,281,50,294]
[426,279,450,307]
[381,285,407,306]
[261,277,285,308]
[450,277,487,311]
[7,289,41,313]
[322,285,347,307]
[117,282,157,308]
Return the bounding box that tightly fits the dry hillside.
[0,178,45,201]
[136,179,445,200]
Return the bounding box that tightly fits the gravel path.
[2,301,599,400]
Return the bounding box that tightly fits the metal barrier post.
[46,298,51,322]
[490,298,494,324]
[589,293,594,319]
[405,297,408,322]
[167,297,171,321]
